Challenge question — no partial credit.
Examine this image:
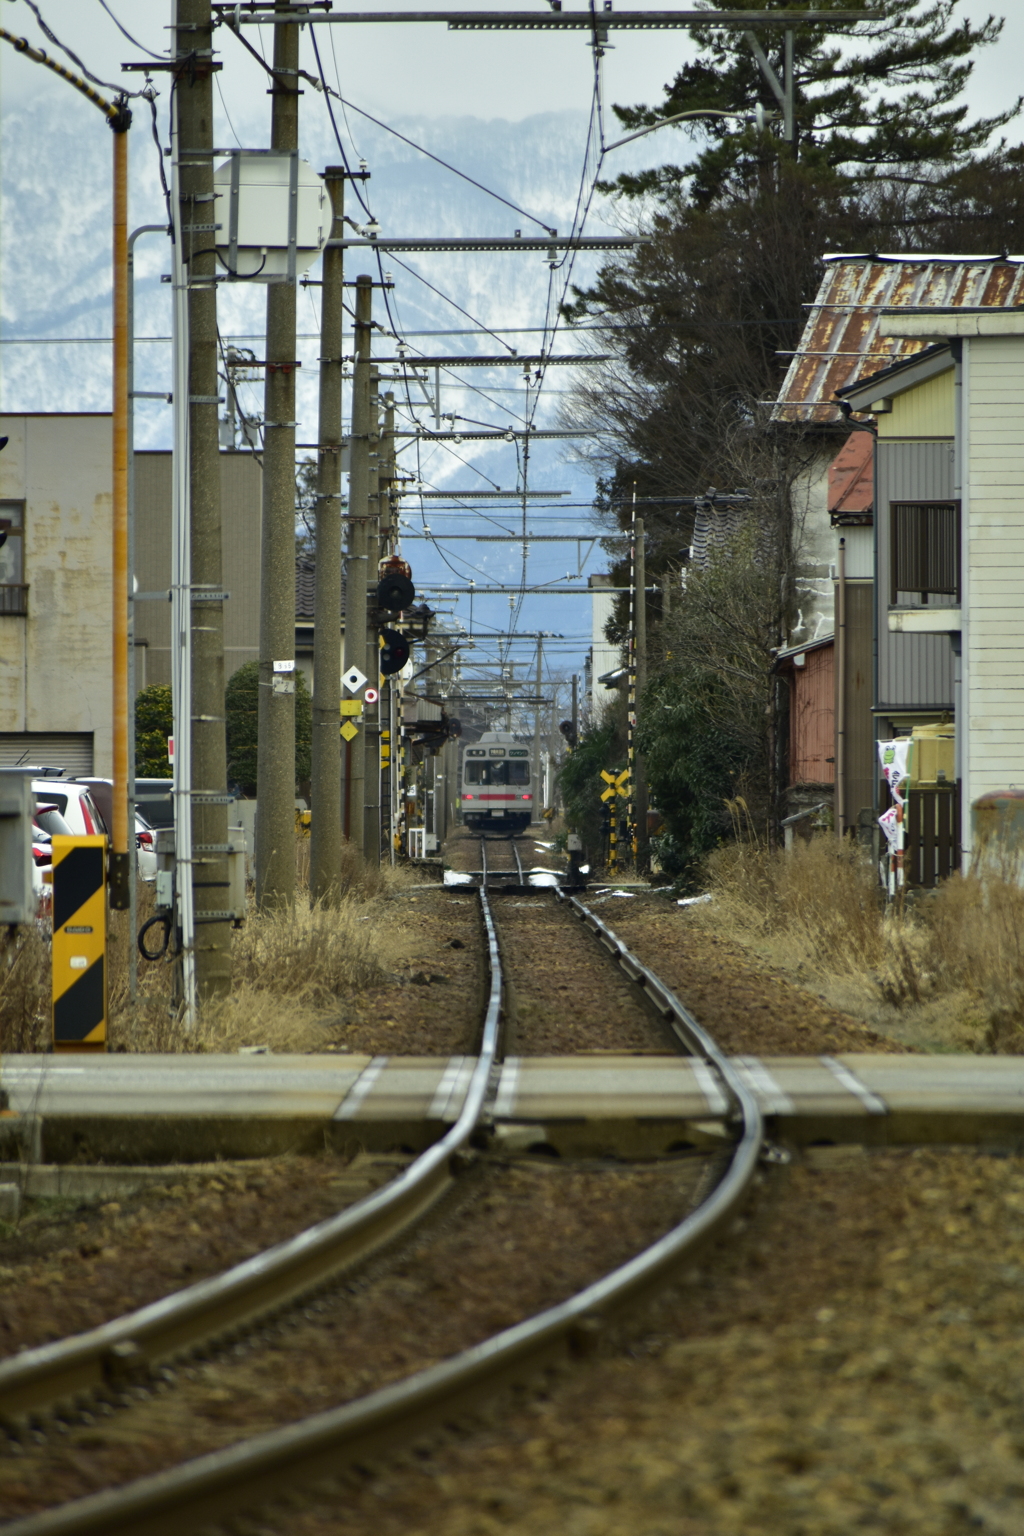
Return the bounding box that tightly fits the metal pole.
[635,516,649,872]
[169,53,196,1023]
[344,274,373,854]
[179,0,231,997]
[571,672,578,740]
[363,366,381,861]
[110,113,131,916]
[255,5,300,908]
[126,222,167,1005]
[532,637,543,821]
[310,168,346,905]
[627,488,637,864]
[836,535,847,838]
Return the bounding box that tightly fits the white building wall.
[0,415,113,774]
[789,446,836,645]
[963,334,1024,843]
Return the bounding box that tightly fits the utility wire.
[97,0,165,61]
[13,0,147,96]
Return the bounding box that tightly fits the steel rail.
[479,836,488,890]
[556,889,725,1059]
[512,836,524,883]
[5,906,763,1536]
[0,891,504,1426]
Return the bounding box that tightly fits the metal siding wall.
[877,440,956,709]
[882,369,954,439]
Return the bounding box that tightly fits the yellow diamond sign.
[340,720,359,742]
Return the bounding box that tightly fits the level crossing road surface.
[2,1052,1024,1160]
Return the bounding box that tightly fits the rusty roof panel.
[828,431,873,519]
[775,257,1024,425]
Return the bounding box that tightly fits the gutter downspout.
[836,537,846,838]
[951,338,966,867]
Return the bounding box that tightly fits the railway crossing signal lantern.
[379,627,410,676]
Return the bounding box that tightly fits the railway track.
[1,888,764,1536]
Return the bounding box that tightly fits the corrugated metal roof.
[775,256,1024,425]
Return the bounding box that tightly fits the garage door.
[0,733,95,774]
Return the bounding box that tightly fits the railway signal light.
[377,556,415,612]
[559,719,578,749]
[379,627,410,676]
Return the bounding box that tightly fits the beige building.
[0,414,114,774]
[0,415,264,776]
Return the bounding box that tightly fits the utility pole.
[309,167,345,905]
[635,517,649,873]
[532,636,543,820]
[344,274,373,854]
[571,673,579,741]
[176,0,232,996]
[363,365,381,861]
[255,3,299,908]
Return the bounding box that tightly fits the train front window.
[464,760,530,786]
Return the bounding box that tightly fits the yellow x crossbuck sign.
[599,769,631,803]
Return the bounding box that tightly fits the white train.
[458,730,534,834]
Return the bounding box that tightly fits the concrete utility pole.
[635,517,649,871]
[309,168,345,905]
[363,365,381,860]
[255,5,300,908]
[532,637,543,817]
[176,0,231,996]
[343,274,373,854]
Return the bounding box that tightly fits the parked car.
[132,778,174,831]
[135,811,157,882]
[31,777,106,838]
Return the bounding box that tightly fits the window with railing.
[890,499,960,606]
[0,500,27,615]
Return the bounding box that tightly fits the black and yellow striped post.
[52,835,107,1051]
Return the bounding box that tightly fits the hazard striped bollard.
[52,835,107,1051]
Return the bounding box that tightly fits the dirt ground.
[0,1155,713,1517]
[0,1153,410,1360]
[332,887,484,1056]
[264,1145,1024,1536]
[588,896,910,1056]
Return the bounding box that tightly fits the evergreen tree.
[226,661,312,798]
[135,684,173,779]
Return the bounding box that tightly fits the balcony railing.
[891,500,960,605]
[0,584,28,616]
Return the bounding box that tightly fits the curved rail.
[5,899,764,1536]
[0,890,504,1426]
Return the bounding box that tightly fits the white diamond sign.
[342,665,367,695]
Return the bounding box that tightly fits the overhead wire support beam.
[371,355,611,367]
[331,237,644,252]
[219,9,883,27]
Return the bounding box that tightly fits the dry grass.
[1,835,417,1057]
[702,834,1024,1052]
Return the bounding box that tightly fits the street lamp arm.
[604,107,772,154]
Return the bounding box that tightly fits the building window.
[890,500,960,605]
[0,500,26,615]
